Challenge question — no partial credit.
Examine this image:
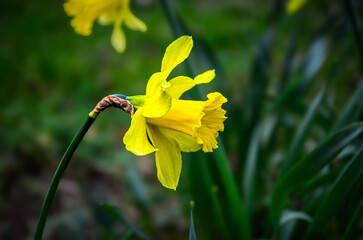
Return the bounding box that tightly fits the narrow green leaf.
[238,27,274,194]
[270,74,304,112]
[100,204,148,240]
[281,87,325,174]
[246,28,273,126]
[332,81,363,132]
[342,197,363,240]
[306,146,363,237]
[189,201,197,240]
[280,210,312,226]
[302,38,328,82]
[270,37,328,113]
[270,123,363,225]
[122,231,133,240]
[277,210,312,240]
[209,144,251,240]
[189,152,229,239]
[296,163,345,197]
[278,30,299,91]
[126,158,149,212]
[243,126,261,219]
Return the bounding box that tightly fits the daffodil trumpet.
[123,35,228,190]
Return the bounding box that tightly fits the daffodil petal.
[111,21,126,53]
[195,92,228,152]
[64,0,121,36]
[161,36,193,74]
[286,0,308,14]
[143,72,172,118]
[124,10,147,31]
[194,69,215,84]
[159,127,202,152]
[167,70,215,99]
[166,76,194,99]
[98,10,117,25]
[123,108,157,156]
[64,1,94,35]
[69,17,93,35]
[147,125,181,190]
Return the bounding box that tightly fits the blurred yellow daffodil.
[123,36,227,189]
[64,0,146,53]
[286,0,309,14]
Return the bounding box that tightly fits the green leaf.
[100,204,148,240]
[270,123,363,225]
[296,163,345,197]
[243,126,261,219]
[189,152,229,239]
[270,37,328,113]
[332,81,363,133]
[342,197,363,240]
[277,210,312,240]
[281,87,325,174]
[208,145,251,240]
[126,158,149,212]
[189,201,197,240]
[306,146,363,237]
[280,210,312,226]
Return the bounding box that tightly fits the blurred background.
[1,0,362,239]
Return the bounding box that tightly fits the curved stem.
[34,115,96,240]
[34,95,132,240]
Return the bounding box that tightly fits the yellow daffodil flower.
[123,36,227,190]
[286,0,309,14]
[64,0,146,53]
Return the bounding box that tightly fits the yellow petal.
[159,127,202,152]
[194,69,215,84]
[124,6,147,31]
[123,108,158,156]
[64,0,120,36]
[143,72,172,118]
[98,10,118,25]
[64,1,94,35]
[194,92,228,152]
[69,17,93,36]
[167,70,215,99]
[111,21,126,53]
[147,125,182,190]
[161,36,193,74]
[286,0,308,14]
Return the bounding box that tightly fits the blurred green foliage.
[1,0,362,239]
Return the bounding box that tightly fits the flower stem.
[34,115,95,240]
[34,95,132,240]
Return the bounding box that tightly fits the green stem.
[34,115,96,240]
